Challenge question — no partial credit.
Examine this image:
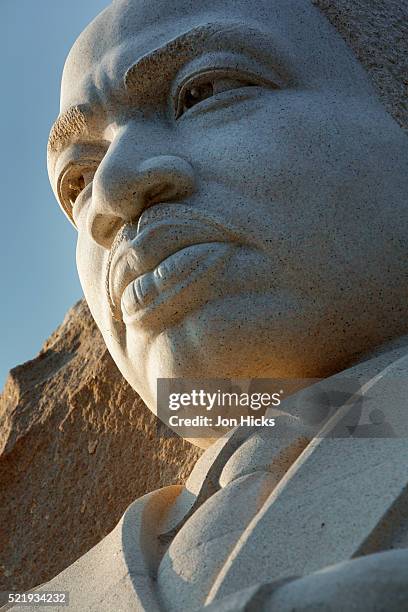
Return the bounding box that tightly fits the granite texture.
[9,347,408,611]
[48,0,408,441]
[5,0,408,609]
[0,300,201,595]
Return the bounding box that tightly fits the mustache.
[105,223,136,319]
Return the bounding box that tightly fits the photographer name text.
[168,414,276,428]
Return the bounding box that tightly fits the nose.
[89,149,196,249]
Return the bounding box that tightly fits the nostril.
[137,156,196,202]
[89,213,124,249]
[89,156,196,249]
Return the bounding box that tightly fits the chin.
[138,307,297,382]
[114,288,365,418]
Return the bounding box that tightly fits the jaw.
[121,291,324,389]
[118,278,408,384]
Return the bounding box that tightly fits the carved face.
[48,0,408,430]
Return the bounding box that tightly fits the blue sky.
[0,0,110,387]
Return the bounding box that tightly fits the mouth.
[107,206,237,323]
[121,241,233,324]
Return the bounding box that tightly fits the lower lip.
[120,242,232,323]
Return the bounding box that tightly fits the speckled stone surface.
[314,0,408,130]
[47,0,408,437]
[8,347,408,611]
[7,0,408,609]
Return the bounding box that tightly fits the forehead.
[60,0,369,112]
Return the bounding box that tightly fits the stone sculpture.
[15,0,408,609]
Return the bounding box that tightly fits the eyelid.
[171,51,285,115]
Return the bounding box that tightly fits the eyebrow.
[124,22,279,92]
[48,22,280,155]
[48,104,93,155]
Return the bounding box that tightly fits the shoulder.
[10,485,183,612]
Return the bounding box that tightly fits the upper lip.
[107,204,236,319]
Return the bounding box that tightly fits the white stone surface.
[47,0,408,438]
[18,0,408,609]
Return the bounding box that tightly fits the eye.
[182,82,214,111]
[175,71,256,119]
[58,163,96,220]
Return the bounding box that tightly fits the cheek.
[185,91,374,188]
[184,92,393,241]
[177,91,405,303]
